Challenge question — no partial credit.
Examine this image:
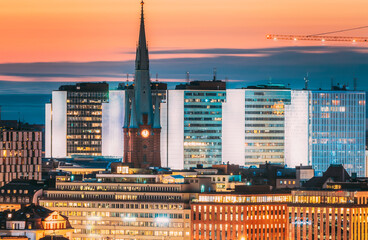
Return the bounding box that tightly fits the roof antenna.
[331,77,334,90]
[126,73,129,86]
[304,72,309,90]
[18,112,21,130]
[155,74,159,95]
[213,68,217,81]
[268,76,272,85]
[186,71,190,83]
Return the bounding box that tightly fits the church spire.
[135,0,149,71]
[133,0,153,126]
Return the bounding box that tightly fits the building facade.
[285,89,366,176]
[243,85,291,166]
[288,190,368,240]
[163,84,291,169]
[45,83,109,158]
[191,193,290,240]
[0,130,42,186]
[191,189,368,240]
[39,172,205,240]
[0,204,73,240]
[0,180,43,211]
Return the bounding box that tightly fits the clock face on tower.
[141,129,150,138]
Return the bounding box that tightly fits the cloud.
[0,45,367,124]
[0,46,367,93]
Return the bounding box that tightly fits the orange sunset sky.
[0,0,367,63]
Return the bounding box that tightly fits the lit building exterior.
[0,130,42,186]
[161,81,228,169]
[0,204,73,240]
[45,83,109,158]
[163,84,291,169]
[191,189,368,240]
[38,170,212,240]
[243,85,291,166]
[288,190,368,240]
[285,89,366,176]
[182,90,226,169]
[191,193,291,240]
[0,180,43,211]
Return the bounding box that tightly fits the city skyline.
[0,2,367,240]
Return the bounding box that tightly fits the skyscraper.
[45,83,109,158]
[285,87,366,176]
[162,83,291,169]
[243,84,291,167]
[123,1,161,168]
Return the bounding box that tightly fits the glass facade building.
[244,86,291,166]
[310,91,366,176]
[183,91,226,168]
[285,90,366,177]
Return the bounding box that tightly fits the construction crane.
[266,25,368,43]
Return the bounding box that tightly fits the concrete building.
[192,188,368,240]
[162,83,291,169]
[285,87,366,176]
[39,170,210,240]
[288,190,368,240]
[0,180,43,211]
[191,193,290,240]
[45,83,110,158]
[0,126,42,187]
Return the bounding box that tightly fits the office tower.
[0,126,42,186]
[163,83,291,169]
[45,83,109,158]
[162,81,226,169]
[123,1,161,168]
[243,84,291,166]
[285,88,366,176]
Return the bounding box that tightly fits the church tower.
[123,0,161,168]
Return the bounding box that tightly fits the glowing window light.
[123,216,136,222]
[155,217,170,224]
[87,216,101,221]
